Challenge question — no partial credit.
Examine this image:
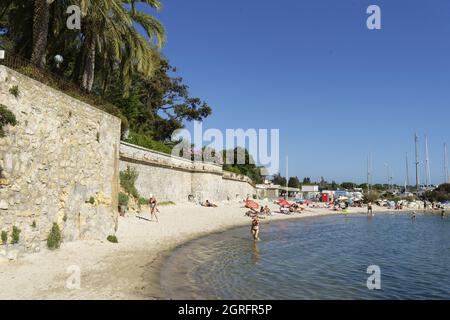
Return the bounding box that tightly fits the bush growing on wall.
[0,104,17,137]
[47,223,62,250]
[125,131,172,154]
[1,231,7,245]
[11,226,21,244]
[118,192,129,206]
[120,167,140,199]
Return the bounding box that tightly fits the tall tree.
[288,176,300,188]
[30,0,50,67]
[79,0,165,92]
[272,174,287,186]
[105,58,211,141]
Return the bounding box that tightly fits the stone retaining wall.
[119,142,256,203]
[0,66,121,252]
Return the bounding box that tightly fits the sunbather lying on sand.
[201,200,218,207]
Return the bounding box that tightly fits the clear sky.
[142,0,450,184]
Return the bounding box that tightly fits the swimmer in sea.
[251,215,260,241]
[411,211,416,221]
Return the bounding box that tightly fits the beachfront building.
[301,185,321,201]
[255,184,301,199]
[256,184,280,199]
[279,186,301,199]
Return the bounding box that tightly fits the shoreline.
[0,203,417,300]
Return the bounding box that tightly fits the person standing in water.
[411,211,416,221]
[149,194,159,222]
[251,215,260,241]
[367,202,373,216]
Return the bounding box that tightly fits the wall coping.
[120,141,222,168]
[120,142,255,186]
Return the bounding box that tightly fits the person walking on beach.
[149,194,159,222]
[251,215,260,241]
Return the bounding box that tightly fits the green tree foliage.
[302,177,311,185]
[331,180,338,190]
[340,182,355,190]
[272,174,287,186]
[424,184,450,202]
[1,0,165,92]
[222,148,263,184]
[125,131,172,154]
[105,59,212,142]
[288,176,300,188]
[372,184,387,191]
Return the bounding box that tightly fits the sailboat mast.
[425,135,431,188]
[445,143,449,183]
[415,133,420,191]
[405,153,410,192]
[367,154,371,192]
[285,156,289,199]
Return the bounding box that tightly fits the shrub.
[223,165,241,175]
[107,235,118,243]
[47,223,62,250]
[159,201,175,206]
[125,131,172,155]
[120,167,140,198]
[9,85,20,98]
[363,191,380,204]
[0,104,17,137]
[118,192,129,206]
[138,197,148,205]
[88,196,95,205]
[31,220,37,228]
[11,226,21,244]
[1,231,7,245]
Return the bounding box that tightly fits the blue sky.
[142,0,450,184]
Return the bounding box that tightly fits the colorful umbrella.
[277,199,291,206]
[245,199,260,209]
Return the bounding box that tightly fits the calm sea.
[160,213,450,299]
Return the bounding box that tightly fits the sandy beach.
[0,202,408,300]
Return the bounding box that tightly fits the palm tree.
[30,0,50,68]
[80,0,166,93]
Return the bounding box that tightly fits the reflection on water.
[160,213,450,300]
[252,241,260,265]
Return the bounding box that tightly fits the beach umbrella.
[245,199,259,209]
[277,199,291,206]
